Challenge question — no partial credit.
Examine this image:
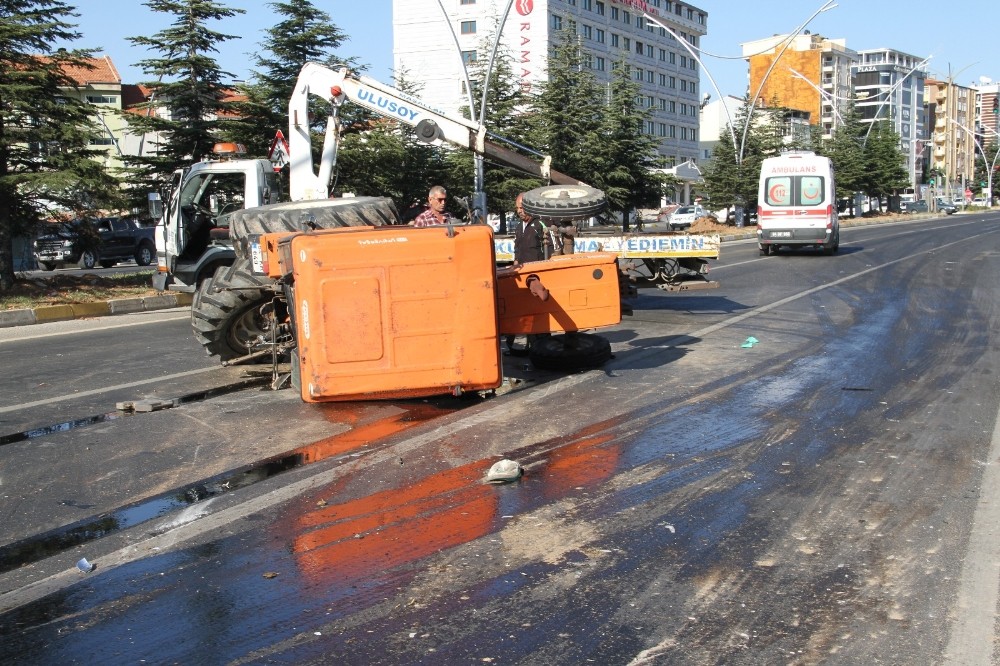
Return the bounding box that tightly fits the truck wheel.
[38,262,56,271]
[78,250,98,270]
[191,260,274,362]
[228,197,400,260]
[520,185,607,221]
[528,333,613,371]
[135,243,154,266]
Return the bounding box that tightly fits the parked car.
[667,205,706,231]
[33,216,156,270]
[934,198,957,215]
[899,200,928,213]
[971,197,988,207]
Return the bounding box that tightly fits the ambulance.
[756,151,840,255]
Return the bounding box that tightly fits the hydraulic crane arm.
[288,62,584,201]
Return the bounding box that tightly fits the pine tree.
[825,105,866,215]
[124,0,245,190]
[0,0,124,290]
[525,33,604,185]
[226,0,351,157]
[862,120,909,205]
[592,55,665,229]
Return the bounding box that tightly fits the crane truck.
[148,63,720,377]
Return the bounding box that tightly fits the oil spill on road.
[0,399,462,574]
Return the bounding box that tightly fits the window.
[582,0,592,9]
[596,1,605,15]
[764,175,826,206]
[611,7,618,20]
[595,56,606,71]
[623,37,631,50]
[552,14,562,30]
[646,70,654,83]
[596,28,605,43]
[623,10,631,25]
[460,20,476,34]
[568,19,577,34]
[90,129,114,146]
[460,0,475,4]
[680,55,687,68]
[669,52,676,64]
[669,76,676,88]
[634,68,643,82]
[611,33,619,47]
[462,50,477,64]
[635,41,643,55]
[659,48,666,61]
[582,24,592,39]
[659,73,667,86]
[681,80,687,92]
[669,125,676,138]
[86,95,117,104]
[646,44,653,58]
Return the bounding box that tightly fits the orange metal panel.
[286,224,501,402]
[496,253,621,335]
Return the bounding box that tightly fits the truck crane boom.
[287,62,585,201]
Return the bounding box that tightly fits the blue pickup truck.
[33,217,156,270]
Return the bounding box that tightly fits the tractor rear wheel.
[528,332,613,371]
[191,259,275,362]
[228,197,400,260]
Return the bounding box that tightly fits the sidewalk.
[0,292,193,328]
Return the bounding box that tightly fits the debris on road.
[486,459,523,484]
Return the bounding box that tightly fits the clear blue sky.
[67,1,997,96]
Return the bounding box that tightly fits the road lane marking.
[0,367,216,414]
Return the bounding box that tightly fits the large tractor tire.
[228,196,400,260]
[528,332,613,371]
[191,259,275,362]
[520,185,607,222]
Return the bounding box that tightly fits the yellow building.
[53,56,129,176]
[741,32,857,139]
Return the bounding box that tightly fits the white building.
[852,48,929,191]
[392,0,708,169]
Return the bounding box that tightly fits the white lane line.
[0,367,217,414]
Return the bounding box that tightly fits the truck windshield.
[179,172,247,219]
[764,176,826,207]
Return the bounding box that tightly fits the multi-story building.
[741,32,857,139]
[53,56,129,175]
[926,78,977,199]
[972,83,1000,149]
[852,48,929,191]
[392,0,708,174]
[698,95,810,168]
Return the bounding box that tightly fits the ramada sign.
[513,0,659,92]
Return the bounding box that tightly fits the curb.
[0,292,193,329]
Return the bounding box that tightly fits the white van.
[757,151,840,256]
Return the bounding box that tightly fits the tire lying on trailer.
[191,259,276,362]
[520,184,607,221]
[228,196,401,260]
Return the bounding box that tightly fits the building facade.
[742,33,857,139]
[926,78,977,199]
[392,0,708,170]
[852,48,929,191]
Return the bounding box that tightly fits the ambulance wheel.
[229,196,400,260]
[191,259,274,362]
[528,333,613,371]
[520,185,607,221]
[759,244,771,256]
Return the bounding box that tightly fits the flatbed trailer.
[494,230,721,293]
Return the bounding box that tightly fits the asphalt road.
[2,213,1000,664]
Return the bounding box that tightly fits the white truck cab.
[757,151,840,256]
[150,144,283,292]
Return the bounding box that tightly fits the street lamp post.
[949,117,1000,206]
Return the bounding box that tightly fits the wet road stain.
[0,399,461,574]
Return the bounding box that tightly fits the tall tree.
[124,0,245,190]
[861,120,908,208]
[0,0,123,290]
[525,33,604,186]
[226,0,352,157]
[591,56,665,228]
[823,105,866,215]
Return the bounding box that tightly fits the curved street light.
[948,117,999,206]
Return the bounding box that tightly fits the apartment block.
[392,0,708,169]
[742,32,857,138]
[926,78,977,197]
